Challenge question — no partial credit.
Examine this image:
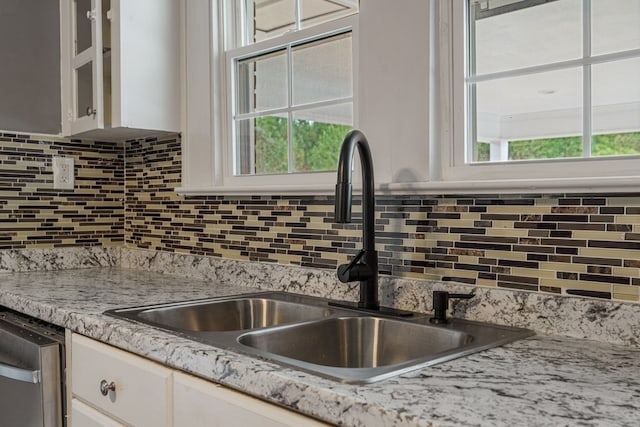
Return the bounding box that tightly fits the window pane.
[473,68,582,161]
[299,0,357,28]
[251,0,296,43]
[476,142,491,161]
[292,104,352,172]
[232,3,355,176]
[508,136,582,160]
[237,49,287,115]
[75,0,92,55]
[76,62,93,119]
[592,57,640,157]
[592,0,640,55]
[241,0,357,46]
[471,0,582,75]
[292,33,352,105]
[236,116,289,175]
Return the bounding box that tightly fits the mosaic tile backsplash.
[2,130,639,304]
[0,131,123,249]
[125,136,640,304]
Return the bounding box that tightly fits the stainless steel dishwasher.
[0,308,66,427]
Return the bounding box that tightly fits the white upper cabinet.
[60,0,180,140]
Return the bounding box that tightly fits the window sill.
[175,184,336,196]
[381,176,640,195]
[176,175,640,197]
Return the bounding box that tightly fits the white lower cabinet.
[70,333,327,427]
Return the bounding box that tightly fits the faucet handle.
[345,249,365,268]
[337,250,371,283]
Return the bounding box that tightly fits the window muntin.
[466,0,640,163]
[229,1,355,177]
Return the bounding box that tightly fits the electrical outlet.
[53,156,74,190]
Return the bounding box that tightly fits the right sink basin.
[237,314,533,383]
[238,316,473,368]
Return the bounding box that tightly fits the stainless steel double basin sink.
[105,292,533,384]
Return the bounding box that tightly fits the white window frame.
[437,0,640,191]
[179,0,640,196]
[178,0,358,195]
[178,0,432,196]
[222,14,356,188]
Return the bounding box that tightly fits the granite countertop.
[1,267,639,427]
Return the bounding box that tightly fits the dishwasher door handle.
[0,361,42,384]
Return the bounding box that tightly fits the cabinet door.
[110,0,180,132]
[71,334,172,427]
[61,0,105,135]
[173,372,328,427]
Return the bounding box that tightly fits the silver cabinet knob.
[99,379,116,396]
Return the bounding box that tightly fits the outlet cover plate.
[53,156,74,190]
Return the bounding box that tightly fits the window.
[182,1,433,195]
[225,0,357,177]
[465,0,640,163]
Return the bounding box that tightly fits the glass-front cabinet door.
[68,0,105,134]
[61,0,178,138]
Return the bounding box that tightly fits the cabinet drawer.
[173,372,328,427]
[71,398,126,427]
[71,334,172,427]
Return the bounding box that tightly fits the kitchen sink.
[105,291,534,384]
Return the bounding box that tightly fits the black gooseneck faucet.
[334,130,379,310]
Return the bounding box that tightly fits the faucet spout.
[334,130,379,310]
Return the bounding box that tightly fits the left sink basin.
[106,292,335,332]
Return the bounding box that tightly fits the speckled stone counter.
[1,268,639,427]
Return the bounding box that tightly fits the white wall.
[357,0,430,184]
[0,0,61,134]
